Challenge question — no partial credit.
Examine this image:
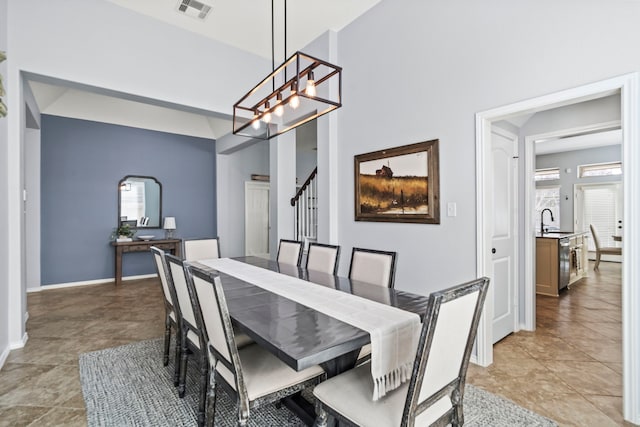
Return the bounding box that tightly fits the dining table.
[193,256,431,426]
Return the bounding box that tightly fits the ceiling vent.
[177,0,212,20]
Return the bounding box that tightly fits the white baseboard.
[10,332,28,350]
[27,274,158,292]
[0,346,9,370]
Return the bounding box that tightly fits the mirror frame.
[118,175,163,229]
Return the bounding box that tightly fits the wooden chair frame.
[186,265,326,427]
[150,246,181,382]
[276,239,304,266]
[316,277,489,427]
[165,254,206,408]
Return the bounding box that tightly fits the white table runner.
[198,258,420,400]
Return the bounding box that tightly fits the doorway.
[475,73,639,423]
[245,181,270,258]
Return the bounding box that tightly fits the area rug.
[79,339,557,426]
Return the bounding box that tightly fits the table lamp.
[163,217,176,239]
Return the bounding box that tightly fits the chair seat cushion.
[169,311,176,322]
[313,363,451,427]
[216,344,324,401]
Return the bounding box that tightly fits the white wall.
[24,128,40,292]
[2,0,268,356]
[334,0,640,296]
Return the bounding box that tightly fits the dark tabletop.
[193,256,430,372]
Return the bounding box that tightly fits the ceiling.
[107,0,381,60]
[27,0,380,139]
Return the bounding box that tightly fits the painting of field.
[354,139,440,224]
[359,174,428,214]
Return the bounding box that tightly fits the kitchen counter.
[536,231,588,239]
[536,232,589,296]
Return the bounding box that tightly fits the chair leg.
[178,331,188,398]
[173,329,182,387]
[314,401,328,427]
[205,369,217,427]
[197,352,208,427]
[594,251,601,271]
[163,317,171,366]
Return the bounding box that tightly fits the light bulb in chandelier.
[289,82,300,109]
[274,93,284,117]
[262,101,272,123]
[251,110,260,130]
[305,71,316,97]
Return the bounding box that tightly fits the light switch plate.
[447,202,457,217]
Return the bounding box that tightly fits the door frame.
[475,73,639,423]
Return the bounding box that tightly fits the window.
[581,184,622,251]
[535,167,560,182]
[578,161,622,178]
[535,186,560,232]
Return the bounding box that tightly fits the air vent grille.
[177,0,212,20]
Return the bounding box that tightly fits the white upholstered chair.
[349,247,397,289]
[314,277,490,427]
[349,247,398,363]
[150,246,180,374]
[590,224,622,271]
[184,237,221,261]
[305,242,341,275]
[185,264,326,427]
[166,254,204,401]
[276,239,304,266]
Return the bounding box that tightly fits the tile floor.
[0,261,632,426]
[468,261,632,426]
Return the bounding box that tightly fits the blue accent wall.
[41,115,217,285]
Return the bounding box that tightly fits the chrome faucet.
[540,208,554,235]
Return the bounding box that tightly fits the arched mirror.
[118,175,162,228]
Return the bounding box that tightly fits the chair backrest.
[402,277,489,426]
[306,243,341,275]
[277,239,303,266]
[186,265,249,403]
[590,224,601,250]
[183,238,221,261]
[348,247,397,288]
[150,246,177,311]
[166,254,198,333]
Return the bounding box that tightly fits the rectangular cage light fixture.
[233,51,342,140]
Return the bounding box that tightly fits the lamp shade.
[163,217,176,230]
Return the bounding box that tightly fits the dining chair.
[276,239,304,266]
[313,277,490,427]
[184,237,221,261]
[150,246,180,376]
[306,242,341,275]
[166,254,204,399]
[349,247,397,363]
[349,247,397,289]
[590,224,622,271]
[185,264,326,427]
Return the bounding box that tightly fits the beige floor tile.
[0,405,52,427]
[29,407,87,427]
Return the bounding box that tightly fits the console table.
[111,238,181,286]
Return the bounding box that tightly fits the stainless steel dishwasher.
[558,237,571,290]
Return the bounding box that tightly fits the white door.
[245,181,270,258]
[490,127,518,343]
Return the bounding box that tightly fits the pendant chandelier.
[233,0,342,140]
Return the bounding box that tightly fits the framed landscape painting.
[354,139,440,224]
